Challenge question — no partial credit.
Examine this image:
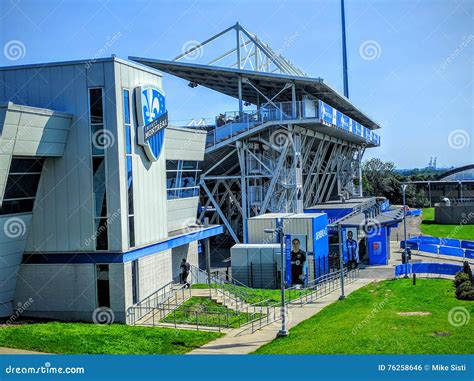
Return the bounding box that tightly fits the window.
[123,89,135,248]
[131,260,139,304]
[89,88,108,250]
[96,264,110,308]
[165,160,201,200]
[0,158,44,215]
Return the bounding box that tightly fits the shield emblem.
[135,85,168,162]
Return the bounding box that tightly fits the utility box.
[242,212,330,286]
[247,213,293,243]
[231,244,281,288]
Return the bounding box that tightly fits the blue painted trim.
[22,225,224,264]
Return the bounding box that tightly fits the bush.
[454,272,471,288]
[462,261,473,283]
[456,280,474,301]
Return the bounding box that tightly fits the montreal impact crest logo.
[135,85,168,162]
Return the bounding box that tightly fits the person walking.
[180,258,191,288]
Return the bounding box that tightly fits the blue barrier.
[400,241,419,250]
[439,246,464,257]
[406,209,422,217]
[395,263,463,277]
[462,240,474,250]
[419,243,438,254]
[440,238,461,248]
[400,236,474,259]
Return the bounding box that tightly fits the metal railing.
[204,99,380,149]
[127,282,191,325]
[127,266,360,333]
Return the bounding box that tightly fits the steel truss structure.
[131,23,379,244]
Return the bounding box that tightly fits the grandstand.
[132,23,382,242]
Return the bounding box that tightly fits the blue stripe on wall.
[22,225,224,264]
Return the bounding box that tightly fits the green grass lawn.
[419,208,474,240]
[192,284,310,306]
[162,297,260,328]
[254,278,473,354]
[0,322,222,354]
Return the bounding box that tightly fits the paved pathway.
[189,278,373,355]
[0,347,45,354]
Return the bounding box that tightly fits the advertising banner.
[342,227,359,264]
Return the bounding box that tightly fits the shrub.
[462,261,473,283]
[454,272,471,288]
[456,280,474,301]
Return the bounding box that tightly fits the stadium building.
[1,24,398,324]
[0,57,222,322]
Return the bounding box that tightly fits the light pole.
[402,184,409,278]
[265,218,288,337]
[338,222,345,300]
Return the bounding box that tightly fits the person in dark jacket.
[180,258,191,288]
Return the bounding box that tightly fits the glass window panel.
[125,126,132,155]
[96,264,110,307]
[166,160,178,171]
[95,218,109,251]
[89,88,104,124]
[182,161,198,170]
[4,174,42,199]
[123,89,130,125]
[9,158,43,173]
[0,199,35,215]
[180,172,197,188]
[129,216,135,248]
[93,157,107,218]
[91,124,106,156]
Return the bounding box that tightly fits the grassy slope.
[0,322,222,354]
[419,208,474,240]
[255,278,473,354]
[162,296,258,328]
[192,284,309,306]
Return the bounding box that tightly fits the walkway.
[189,278,373,355]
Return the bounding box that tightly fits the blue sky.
[0,0,472,169]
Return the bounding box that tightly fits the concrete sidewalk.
[189,278,373,355]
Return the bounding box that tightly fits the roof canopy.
[129,57,381,130]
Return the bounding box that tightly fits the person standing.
[180,258,191,288]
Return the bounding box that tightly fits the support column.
[237,142,248,243]
[293,129,303,213]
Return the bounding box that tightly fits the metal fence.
[127,265,359,333]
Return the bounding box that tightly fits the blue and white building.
[0,57,222,323]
